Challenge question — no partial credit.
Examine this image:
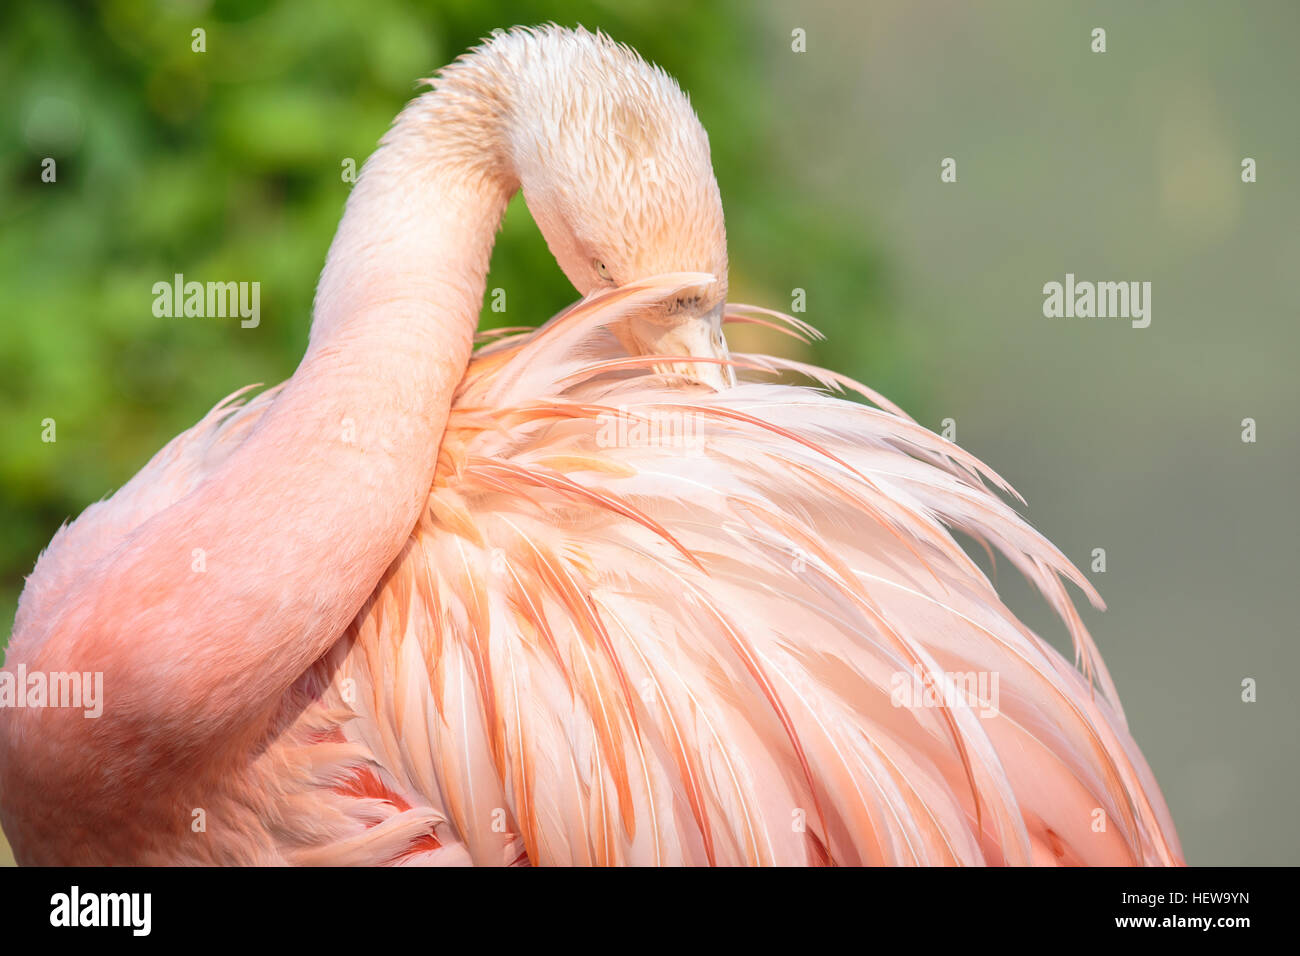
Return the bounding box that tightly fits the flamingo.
[0,25,1182,866]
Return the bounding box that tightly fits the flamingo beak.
[620,300,735,390]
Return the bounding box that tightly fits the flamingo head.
[493,27,734,387]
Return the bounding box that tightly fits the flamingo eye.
[594,260,613,282]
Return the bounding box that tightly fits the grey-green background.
[1,0,1295,865]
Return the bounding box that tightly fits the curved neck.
[196,93,519,712]
[68,86,520,760]
[311,94,516,348]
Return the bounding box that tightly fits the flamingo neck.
[207,88,522,705]
[309,95,517,352]
[139,85,520,744]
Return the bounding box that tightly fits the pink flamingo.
[0,26,1181,866]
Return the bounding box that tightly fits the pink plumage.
[0,26,1181,866]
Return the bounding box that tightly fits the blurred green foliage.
[0,0,895,646]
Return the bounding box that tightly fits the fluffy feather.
[273,274,1182,866]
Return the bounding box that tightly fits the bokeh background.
[1,0,1296,866]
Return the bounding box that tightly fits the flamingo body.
[0,27,1181,866]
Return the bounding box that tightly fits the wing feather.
[337,276,1183,865]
